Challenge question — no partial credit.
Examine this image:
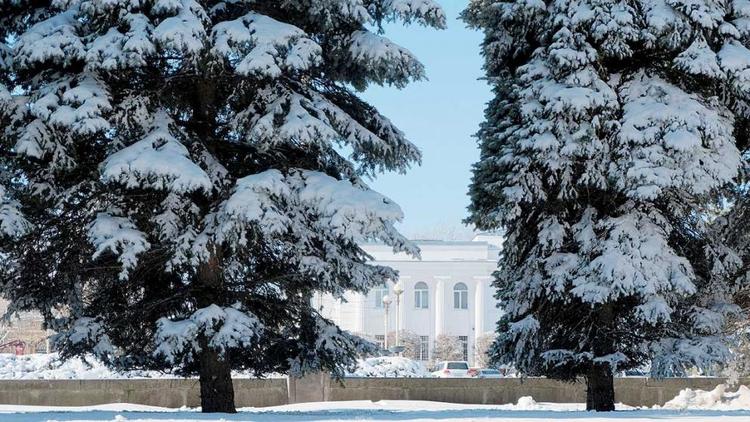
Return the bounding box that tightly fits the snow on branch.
[668,0,724,30]
[506,315,540,368]
[234,91,339,147]
[215,169,411,250]
[86,14,157,70]
[384,0,447,28]
[0,185,30,238]
[309,90,421,172]
[14,74,111,165]
[53,317,115,360]
[718,40,750,91]
[204,168,415,292]
[616,74,740,200]
[13,119,52,160]
[650,336,731,377]
[43,75,112,135]
[592,352,629,370]
[234,86,420,174]
[674,37,725,78]
[287,314,376,377]
[88,212,151,281]
[153,304,263,364]
[152,0,208,55]
[211,12,322,77]
[214,169,292,244]
[298,170,406,239]
[101,111,212,193]
[571,208,696,311]
[347,30,425,86]
[14,10,85,70]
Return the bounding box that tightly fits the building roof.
[362,237,502,262]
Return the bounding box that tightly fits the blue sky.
[363,1,491,239]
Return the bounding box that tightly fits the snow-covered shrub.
[347,356,431,378]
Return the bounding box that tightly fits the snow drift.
[662,384,750,410]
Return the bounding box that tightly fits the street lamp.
[393,282,404,353]
[382,295,392,350]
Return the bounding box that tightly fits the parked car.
[468,368,502,378]
[431,361,471,378]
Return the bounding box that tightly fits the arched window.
[414,282,429,309]
[453,282,468,309]
[374,283,389,308]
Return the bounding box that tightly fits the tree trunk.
[199,347,236,413]
[195,248,235,413]
[585,363,615,411]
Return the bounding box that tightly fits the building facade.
[316,236,503,366]
[0,236,504,363]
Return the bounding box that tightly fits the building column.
[354,293,366,334]
[434,279,445,337]
[398,276,411,334]
[474,277,487,339]
[473,276,492,366]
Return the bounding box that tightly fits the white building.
[316,236,503,366]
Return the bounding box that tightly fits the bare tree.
[431,334,463,365]
[386,330,421,359]
[474,332,496,368]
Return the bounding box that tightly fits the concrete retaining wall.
[325,377,586,405]
[0,379,288,408]
[0,377,745,408]
[321,377,749,407]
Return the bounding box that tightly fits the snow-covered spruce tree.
[0,0,445,412]
[464,0,749,411]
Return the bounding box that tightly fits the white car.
[431,361,471,378]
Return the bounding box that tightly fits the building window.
[458,336,468,362]
[414,282,429,309]
[453,282,468,309]
[375,335,385,349]
[419,336,430,361]
[374,283,388,308]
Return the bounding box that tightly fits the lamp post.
[382,295,392,350]
[393,282,404,353]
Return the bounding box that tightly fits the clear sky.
[362,1,491,240]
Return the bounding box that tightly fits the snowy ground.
[2,354,750,421]
[1,399,750,422]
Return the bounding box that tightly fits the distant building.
[0,299,49,354]
[0,236,505,362]
[315,235,504,366]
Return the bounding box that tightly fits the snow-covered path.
[1,401,750,422]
